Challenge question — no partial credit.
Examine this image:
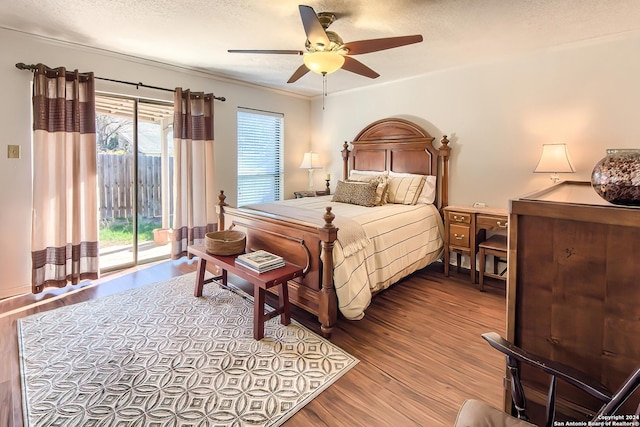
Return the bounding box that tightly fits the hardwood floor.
[0,259,507,426]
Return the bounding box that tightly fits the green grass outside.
[99,217,162,246]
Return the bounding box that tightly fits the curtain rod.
[15,62,226,102]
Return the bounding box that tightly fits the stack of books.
[235,250,285,273]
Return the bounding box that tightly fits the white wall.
[0,29,311,298]
[311,32,640,209]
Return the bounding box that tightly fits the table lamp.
[299,152,322,190]
[533,143,575,183]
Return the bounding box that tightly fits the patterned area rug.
[18,273,358,426]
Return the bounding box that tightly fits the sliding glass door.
[95,95,174,271]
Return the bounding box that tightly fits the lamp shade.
[534,144,575,173]
[299,152,322,169]
[303,51,345,75]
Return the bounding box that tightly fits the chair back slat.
[481,332,640,424]
[595,367,640,420]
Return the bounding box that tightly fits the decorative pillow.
[389,171,437,204]
[386,175,426,205]
[347,173,389,205]
[331,181,378,207]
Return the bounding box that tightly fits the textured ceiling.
[3,0,640,97]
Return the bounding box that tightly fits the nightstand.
[443,205,508,284]
[294,188,330,198]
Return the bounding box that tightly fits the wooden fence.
[97,154,174,220]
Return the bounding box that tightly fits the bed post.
[439,135,451,210]
[217,190,227,231]
[341,141,350,180]
[317,207,338,337]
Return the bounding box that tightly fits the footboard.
[217,191,338,337]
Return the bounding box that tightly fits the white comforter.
[243,196,444,320]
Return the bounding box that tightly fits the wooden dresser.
[506,181,640,422]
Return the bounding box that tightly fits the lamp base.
[307,168,315,191]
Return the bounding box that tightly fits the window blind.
[237,108,283,206]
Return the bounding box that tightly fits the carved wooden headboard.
[341,117,450,209]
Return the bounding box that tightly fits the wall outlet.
[7,145,20,159]
[473,202,486,208]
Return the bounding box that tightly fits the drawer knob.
[497,221,508,228]
[454,233,465,240]
[453,215,466,222]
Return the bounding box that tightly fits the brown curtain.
[171,88,217,259]
[31,64,99,293]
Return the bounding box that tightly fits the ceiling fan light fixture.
[303,51,345,75]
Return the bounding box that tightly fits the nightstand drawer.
[477,214,509,231]
[448,212,471,224]
[449,224,470,248]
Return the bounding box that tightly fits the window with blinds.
[237,108,283,207]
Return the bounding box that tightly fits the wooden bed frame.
[216,118,451,336]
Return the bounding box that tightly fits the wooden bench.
[188,244,303,340]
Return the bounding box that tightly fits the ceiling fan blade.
[342,35,423,55]
[298,5,330,49]
[287,64,310,83]
[341,57,379,79]
[228,49,304,55]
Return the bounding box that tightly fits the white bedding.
[242,196,445,320]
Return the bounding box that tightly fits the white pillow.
[389,171,437,204]
[349,169,388,178]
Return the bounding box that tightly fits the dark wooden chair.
[455,332,640,427]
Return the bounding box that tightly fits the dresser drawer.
[449,224,470,248]
[448,211,471,224]
[477,214,508,231]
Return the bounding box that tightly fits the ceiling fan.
[228,5,424,84]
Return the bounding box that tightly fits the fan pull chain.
[322,72,327,110]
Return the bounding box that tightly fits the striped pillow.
[389,172,437,204]
[386,175,426,205]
